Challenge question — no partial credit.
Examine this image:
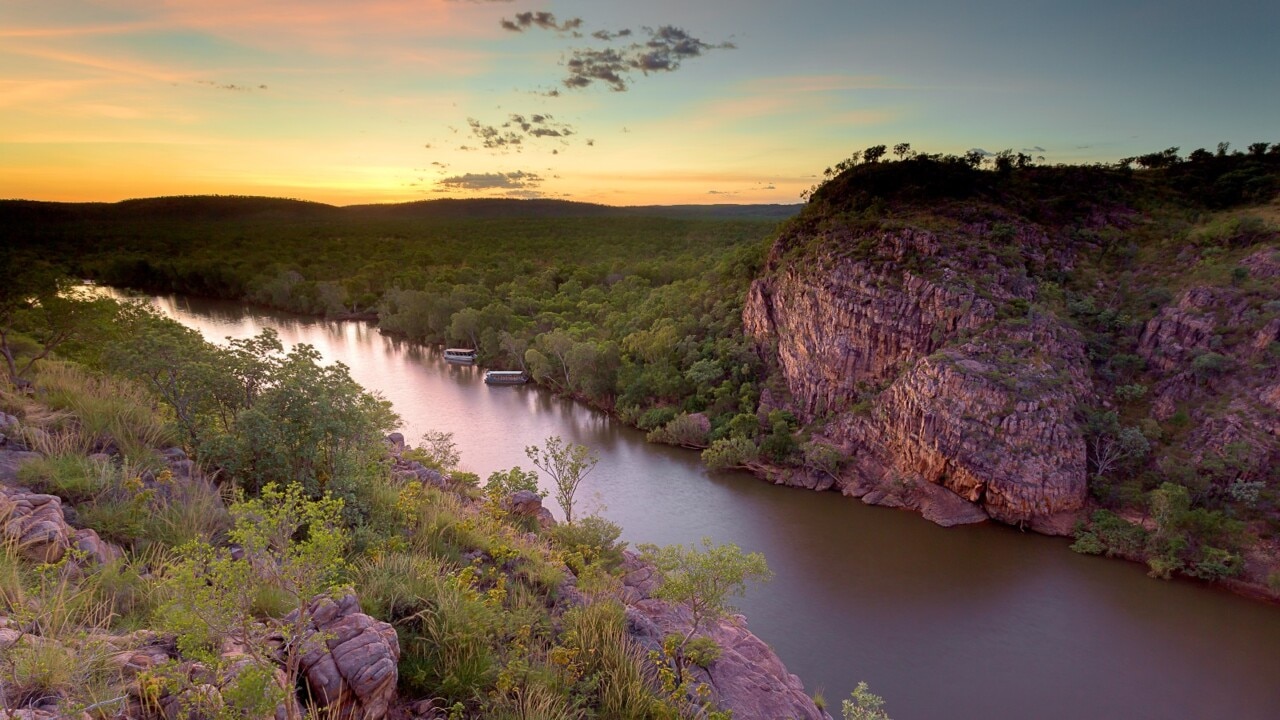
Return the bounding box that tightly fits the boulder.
[627,598,830,720]
[73,528,125,565]
[385,433,406,455]
[618,552,831,720]
[291,593,399,720]
[0,450,40,484]
[501,489,556,529]
[1,487,71,563]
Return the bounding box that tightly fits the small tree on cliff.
[526,435,598,524]
[639,537,771,684]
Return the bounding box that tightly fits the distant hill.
[0,195,800,225]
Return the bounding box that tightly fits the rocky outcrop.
[1,485,72,563]
[290,593,400,720]
[745,224,1091,530]
[617,552,830,720]
[1,467,126,565]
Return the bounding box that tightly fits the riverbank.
[0,320,828,718]
[126,287,1280,606]
[125,293,1280,720]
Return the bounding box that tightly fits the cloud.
[967,147,994,156]
[466,117,522,150]
[1022,146,1046,153]
[195,80,265,92]
[501,12,583,34]
[436,171,542,190]
[706,190,737,195]
[466,113,579,152]
[591,29,633,41]
[562,25,734,91]
[564,48,629,91]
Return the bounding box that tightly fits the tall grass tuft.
[562,599,666,719]
[30,361,176,459]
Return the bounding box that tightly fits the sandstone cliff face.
[745,221,1092,531]
[1136,247,1280,480]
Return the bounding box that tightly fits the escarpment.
[745,220,1092,531]
[744,155,1280,560]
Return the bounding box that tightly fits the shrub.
[550,515,627,574]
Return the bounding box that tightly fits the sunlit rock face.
[745,220,1091,532]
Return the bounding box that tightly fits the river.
[145,294,1280,720]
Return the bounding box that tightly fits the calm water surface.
[148,295,1280,720]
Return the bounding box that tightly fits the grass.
[31,361,176,459]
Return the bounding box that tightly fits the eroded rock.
[291,593,400,720]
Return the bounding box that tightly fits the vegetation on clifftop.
[742,142,1280,593]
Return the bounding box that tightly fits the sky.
[3,0,1278,206]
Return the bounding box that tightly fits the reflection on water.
[146,294,1280,720]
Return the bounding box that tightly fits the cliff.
[742,151,1280,584]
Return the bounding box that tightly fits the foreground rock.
[290,593,400,720]
[617,552,831,720]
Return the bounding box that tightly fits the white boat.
[484,370,529,385]
[443,348,477,364]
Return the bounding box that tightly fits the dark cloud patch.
[505,189,547,199]
[562,26,733,91]
[592,28,633,41]
[1023,146,1046,153]
[437,171,543,191]
[502,11,583,34]
[467,117,523,150]
[967,147,994,157]
[466,113,579,152]
[564,47,629,90]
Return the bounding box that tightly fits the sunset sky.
[4,1,1278,206]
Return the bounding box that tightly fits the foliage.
[526,435,598,525]
[550,514,628,575]
[484,466,544,503]
[408,429,461,471]
[639,537,771,682]
[842,681,892,720]
[158,483,348,719]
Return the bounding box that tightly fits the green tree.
[0,277,119,387]
[843,681,892,720]
[525,435,598,524]
[484,466,544,502]
[158,484,349,720]
[639,537,771,682]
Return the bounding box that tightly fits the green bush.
[550,515,628,574]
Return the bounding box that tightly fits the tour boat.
[484,370,529,385]
[443,348,477,364]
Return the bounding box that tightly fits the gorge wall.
[740,156,1280,545]
[744,221,1092,532]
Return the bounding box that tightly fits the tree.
[525,435,598,524]
[843,681,892,720]
[892,142,912,160]
[862,145,887,164]
[1084,410,1149,481]
[0,275,118,387]
[414,429,460,470]
[639,537,771,683]
[484,466,544,503]
[158,484,348,720]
